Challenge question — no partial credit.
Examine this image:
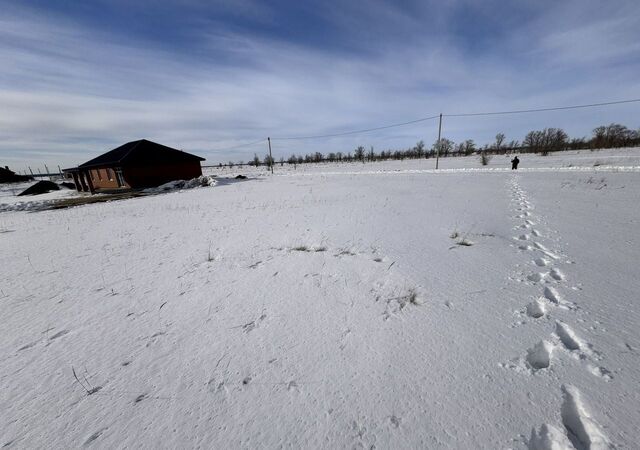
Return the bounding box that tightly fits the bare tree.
[414,140,425,158]
[433,138,454,157]
[368,146,375,161]
[463,139,476,155]
[494,133,505,152]
[591,123,634,149]
[524,128,568,155]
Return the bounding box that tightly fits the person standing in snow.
[511,156,520,170]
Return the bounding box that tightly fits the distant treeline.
[213,123,639,168]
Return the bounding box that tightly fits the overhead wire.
[270,114,441,140]
[208,97,640,151]
[208,138,268,152]
[444,98,640,118]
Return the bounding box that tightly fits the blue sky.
[1,0,639,169]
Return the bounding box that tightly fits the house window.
[115,168,125,187]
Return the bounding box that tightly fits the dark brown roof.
[77,139,205,169]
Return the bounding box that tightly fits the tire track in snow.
[505,175,614,448]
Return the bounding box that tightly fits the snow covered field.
[1,149,640,448]
[0,181,80,213]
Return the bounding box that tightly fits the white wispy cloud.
[0,0,638,170]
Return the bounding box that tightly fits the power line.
[444,98,640,118]
[271,115,441,140]
[207,97,640,151]
[208,138,267,152]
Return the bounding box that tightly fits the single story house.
[63,139,205,193]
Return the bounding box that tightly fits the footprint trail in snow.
[506,175,613,447]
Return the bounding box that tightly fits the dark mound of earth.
[18,180,61,196]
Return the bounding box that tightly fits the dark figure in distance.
[511,156,520,170]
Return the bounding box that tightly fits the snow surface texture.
[0,181,79,212]
[143,175,217,193]
[1,149,639,448]
[0,176,217,212]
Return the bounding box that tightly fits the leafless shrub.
[72,366,101,395]
[407,289,421,306]
[292,245,327,252]
[386,288,422,314]
[450,228,473,247]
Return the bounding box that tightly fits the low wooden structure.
[0,166,33,183]
[63,140,205,193]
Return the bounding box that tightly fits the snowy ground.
[1,149,639,448]
[0,180,80,212]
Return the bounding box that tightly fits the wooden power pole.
[435,113,442,170]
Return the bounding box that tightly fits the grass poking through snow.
[292,245,327,253]
[449,229,474,248]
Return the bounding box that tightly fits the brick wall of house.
[89,168,126,189]
[123,162,203,189]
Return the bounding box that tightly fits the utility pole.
[267,137,274,175]
[436,113,442,170]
